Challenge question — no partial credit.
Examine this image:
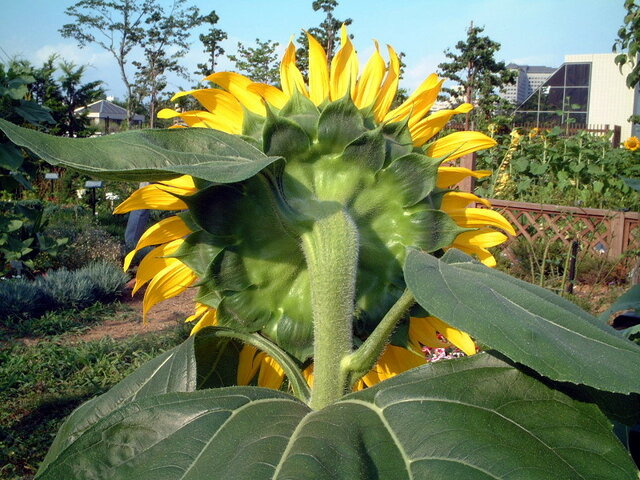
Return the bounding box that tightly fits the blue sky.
[0,0,626,98]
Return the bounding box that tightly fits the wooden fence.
[476,199,640,258]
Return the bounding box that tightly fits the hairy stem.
[342,289,416,386]
[301,208,358,410]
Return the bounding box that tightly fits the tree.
[296,0,353,79]
[196,10,227,77]
[613,0,640,87]
[55,61,105,137]
[437,23,515,130]
[227,39,280,85]
[60,0,155,126]
[132,0,201,128]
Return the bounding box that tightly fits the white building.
[502,64,555,105]
[514,53,640,139]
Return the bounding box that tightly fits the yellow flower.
[624,136,640,151]
[528,127,540,139]
[121,27,514,390]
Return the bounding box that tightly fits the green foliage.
[2,92,640,476]
[476,128,640,210]
[227,39,281,85]
[613,0,640,88]
[132,0,202,127]
[437,24,516,128]
[35,345,638,479]
[0,200,68,276]
[0,327,188,480]
[195,10,227,77]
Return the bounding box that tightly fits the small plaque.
[84,180,104,188]
[45,173,59,180]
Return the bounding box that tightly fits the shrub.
[0,278,50,319]
[56,228,123,270]
[0,262,128,323]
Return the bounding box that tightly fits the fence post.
[458,152,477,193]
[613,125,621,148]
[609,212,625,258]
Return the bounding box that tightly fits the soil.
[71,279,197,342]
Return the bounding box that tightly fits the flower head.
[118,28,514,388]
[624,136,640,151]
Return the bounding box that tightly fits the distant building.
[513,53,640,139]
[501,64,556,105]
[75,100,145,134]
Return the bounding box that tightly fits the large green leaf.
[404,248,640,394]
[40,331,241,473]
[0,118,281,182]
[36,354,637,479]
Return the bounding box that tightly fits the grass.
[0,321,190,480]
[0,301,135,340]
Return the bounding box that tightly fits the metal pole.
[565,240,579,294]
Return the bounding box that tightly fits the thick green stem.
[301,208,358,410]
[342,289,415,386]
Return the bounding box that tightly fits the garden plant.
[1,28,640,479]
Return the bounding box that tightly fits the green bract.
[174,94,463,360]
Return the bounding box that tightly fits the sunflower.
[624,136,640,151]
[117,27,514,390]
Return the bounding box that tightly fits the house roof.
[75,100,145,122]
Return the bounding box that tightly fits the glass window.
[538,112,563,126]
[545,66,566,87]
[564,88,589,112]
[566,112,587,125]
[566,64,590,86]
[538,87,564,111]
[517,91,540,111]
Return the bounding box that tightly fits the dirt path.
[68,280,197,342]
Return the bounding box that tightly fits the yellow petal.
[158,108,242,134]
[427,131,497,161]
[258,355,285,390]
[361,344,424,387]
[353,40,385,109]
[303,364,314,387]
[410,316,476,356]
[449,228,508,267]
[436,166,492,189]
[306,32,330,105]
[447,242,497,267]
[384,75,443,126]
[372,45,400,122]
[246,83,288,109]
[410,103,473,146]
[185,302,210,323]
[132,238,183,294]
[158,175,197,191]
[113,184,188,214]
[330,27,358,100]
[452,228,508,248]
[440,191,491,211]
[447,208,517,236]
[142,261,197,320]
[409,316,451,350]
[204,72,267,115]
[189,310,217,335]
[237,344,264,385]
[169,88,245,125]
[280,42,308,98]
[134,215,192,252]
[123,215,191,272]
